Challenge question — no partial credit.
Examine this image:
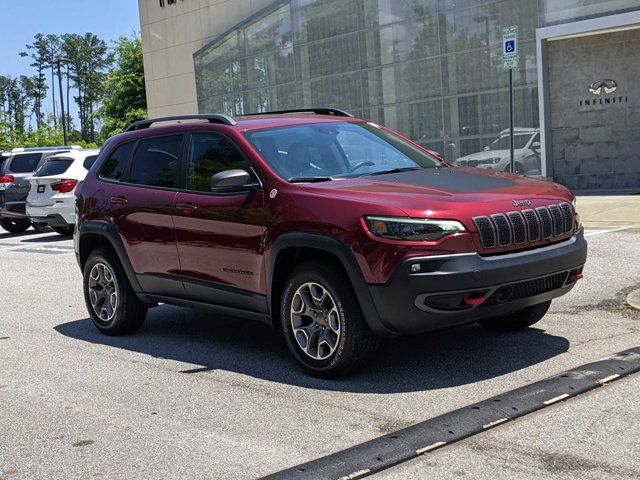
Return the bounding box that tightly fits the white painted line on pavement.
[598,374,621,384]
[543,393,570,405]
[416,441,447,455]
[482,418,509,429]
[584,227,631,237]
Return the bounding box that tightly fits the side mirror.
[531,142,541,150]
[210,169,255,193]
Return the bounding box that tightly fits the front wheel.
[83,248,148,336]
[480,301,551,331]
[280,260,379,378]
[1,218,30,233]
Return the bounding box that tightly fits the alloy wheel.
[88,263,119,322]
[290,282,341,360]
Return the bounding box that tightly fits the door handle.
[110,196,128,205]
[176,202,198,212]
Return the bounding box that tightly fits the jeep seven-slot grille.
[473,202,574,250]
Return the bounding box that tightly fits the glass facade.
[194,0,640,175]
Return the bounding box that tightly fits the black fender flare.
[78,220,142,293]
[267,233,399,337]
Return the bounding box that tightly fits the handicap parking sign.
[505,40,515,54]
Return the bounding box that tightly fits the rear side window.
[100,143,134,181]
[187,133,253,192]
[34,158,73,177]
[128,135,182,188]
[83,155,99,171]
[9,153,43,173]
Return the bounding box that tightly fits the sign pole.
[502,26,518,174]
[509,68,514,173]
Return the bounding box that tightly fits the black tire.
[52,226,74,236]
[280,260,380,378]
[480,300,551,331]
[1,218,30,233]
[83,248,148,336]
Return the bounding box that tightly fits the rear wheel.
[280,260,379,378]
[52,226,74,236]
[0,218,30,233]
[83,248,147,336]
[480,300,551,331]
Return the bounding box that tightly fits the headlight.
[365,216,466,241]
[487,157,503,164]
[572,197,577,209]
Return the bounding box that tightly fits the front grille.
[485,271,569,305]
[473,216,496,249]
[474,202,574,251]
[511,272,569,300]
[491,214,511,247]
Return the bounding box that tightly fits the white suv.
[27,149,100,235]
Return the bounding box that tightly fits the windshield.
[243,122,442,181]
[486,134,532,151]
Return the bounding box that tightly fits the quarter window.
[100,142,134,181]
[187,133,254,193]
[129,135,183,188]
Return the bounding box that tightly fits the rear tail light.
[74,180,83,197]
[51,178,78,193]
[0,175,15,183]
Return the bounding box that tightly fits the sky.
[0,0,141,123]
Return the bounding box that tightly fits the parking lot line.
[261,347,640,480]
[584,227,631,236]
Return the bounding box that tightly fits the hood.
[299,166,572,219]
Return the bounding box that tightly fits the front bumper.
[368,229,588,334]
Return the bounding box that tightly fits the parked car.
[0,146,81,233]
[454,128,541,174]
[27,149,100,235]
[75,110,587,377]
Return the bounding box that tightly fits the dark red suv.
[75,109,587,377]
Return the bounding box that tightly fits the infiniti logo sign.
[588,79,617,95]
[513,200,531,207]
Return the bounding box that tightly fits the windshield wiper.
[287,176,334,183]
[367,167,423,176]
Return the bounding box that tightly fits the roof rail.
[241,108,354,118]
[125,114,237,132]
[10,146,80,153]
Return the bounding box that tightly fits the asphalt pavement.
[0,225,639,479]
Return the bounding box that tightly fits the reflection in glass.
[193,0,637,177]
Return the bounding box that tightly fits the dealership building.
[139,0,640,191]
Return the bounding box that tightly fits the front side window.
[34,157,73,177]
[128,135,183,188]
[243,121,442,181]
[187,133,254,192]
[100,142,135,181]
[9,153,43,173]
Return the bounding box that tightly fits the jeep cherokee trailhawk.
[75,109,587,377]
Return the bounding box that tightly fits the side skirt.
[137,293,273,326]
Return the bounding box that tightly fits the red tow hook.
[463,294,486,306]
[568,272,584,282]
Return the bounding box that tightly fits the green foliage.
[99,36,147,138]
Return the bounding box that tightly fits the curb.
[626,288,640,311]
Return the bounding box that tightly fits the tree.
[19,34,49,129]
[100,35,147,137]
[61,33,113,142]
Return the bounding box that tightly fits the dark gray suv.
[0,146,79,233]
